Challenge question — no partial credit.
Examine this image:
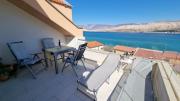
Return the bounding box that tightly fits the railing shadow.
[144,71,154,101]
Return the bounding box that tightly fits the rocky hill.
[81,21,180,32]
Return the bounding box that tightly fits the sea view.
[84,31,180,52]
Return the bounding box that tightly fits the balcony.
[1,42,180,101]
[0,0,179,101]
[0,32,180,101]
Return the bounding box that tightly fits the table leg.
[54,55,58,74]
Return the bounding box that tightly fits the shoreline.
[105,44,179,53]
[102,43,180,53]
[84,30,180,34]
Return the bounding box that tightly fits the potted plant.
[0,63,10,81]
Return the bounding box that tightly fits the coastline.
[84,31,180,52]
[84,30,180,34]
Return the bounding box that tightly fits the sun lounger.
[77,53,120,100]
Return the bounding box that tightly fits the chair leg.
[14,64,20,78]
[41,60,47,70]
[71,63,78,77]
[61,61,67,72]
[82,55,85,61]
[43,51,49,68]
[25,64,37,79]
[81,59,86,70]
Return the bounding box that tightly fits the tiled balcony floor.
[0,56,156,101]
[0,60,96,101]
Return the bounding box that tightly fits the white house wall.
[0,0,67,64]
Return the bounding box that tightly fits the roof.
[113,45,136,53]
[134,49,163,59]
[51,0,72,8]
[87,41,103,48]
[177,54,180,60]
[8,0,82,37]
[162,51,178,59]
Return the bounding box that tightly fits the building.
[162,51,178,63]
[113,45,136,55]
[134,48,163,60]
[0,0,83,64]
[177,54,180,64]
[87,41,104,50]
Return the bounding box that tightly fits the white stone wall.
[67,37,86,49]
[151,62,179,101]
[88,46,104,51]
[0,0,67,64]
[84,49,108,65]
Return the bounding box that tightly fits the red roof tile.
[87,41,103,48]
[177,54,180,60]
[134,49,163,59]
[51,0,64,4]
[162,51,178,59]
[51,0,72,8]
[114,45,136,53]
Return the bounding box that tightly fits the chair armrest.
[31,52,43,60]
[31,52,42,55]
[65,49,77,57]
[67,52,75,56]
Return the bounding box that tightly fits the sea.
[84,31,180,52]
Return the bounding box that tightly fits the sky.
[68,0,180,25]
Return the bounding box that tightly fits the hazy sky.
[69,0,180,25]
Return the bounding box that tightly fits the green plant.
[0,58,11,81]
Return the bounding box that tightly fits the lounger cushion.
[79,53,120,91]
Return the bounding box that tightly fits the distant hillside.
[80,21,180,33]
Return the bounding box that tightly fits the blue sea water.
[84,32,180,52]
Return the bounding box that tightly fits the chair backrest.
[7,41,31,61]
[74,43,88,61]
[41,38,55,49]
